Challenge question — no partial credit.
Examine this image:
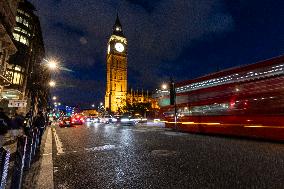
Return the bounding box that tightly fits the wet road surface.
[52,123,284,189]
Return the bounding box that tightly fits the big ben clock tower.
[105,15,128,113]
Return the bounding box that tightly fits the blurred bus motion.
[156,55,284,141]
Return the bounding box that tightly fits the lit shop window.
[11,66,24,85]
[13,72,21,84]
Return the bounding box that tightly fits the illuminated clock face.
[114,42,125,52]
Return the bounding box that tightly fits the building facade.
[0,0,19,96]
[127,89,159,110]
[4,0,47,113]
[105,15,127,113]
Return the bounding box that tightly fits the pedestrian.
[33,111,46,147]
[0,108,10,146]
[0,108,10,134]
[10,111,25,139]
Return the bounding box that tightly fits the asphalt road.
[52,122,284,189]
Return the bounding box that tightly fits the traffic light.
[170,79,176,105]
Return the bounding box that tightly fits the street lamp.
[44,58,59,71]
[162,84,167,90]
[52,96,57,100]
[49,80,56,87]
[91,104,95,108]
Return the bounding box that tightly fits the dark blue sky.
[30,0,284,108]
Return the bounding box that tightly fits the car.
[85,116,100,123]
[133,114,147,123]
[71,115,84,125]
[120,114,147,125]
[59,116,72,127]
[120,115,137,125]
[100,115,117,124]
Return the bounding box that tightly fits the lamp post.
[170,79,177,131]
[165,78,177,131]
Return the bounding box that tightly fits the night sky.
[29,0,284,108]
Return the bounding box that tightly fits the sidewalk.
[22,126,54,189]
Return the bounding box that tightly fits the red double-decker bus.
[157,55,284,141]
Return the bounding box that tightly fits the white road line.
[53,128,64,155]
[37,127,54,189]
[85,144,117,152]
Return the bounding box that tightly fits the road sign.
[8,100,27,108]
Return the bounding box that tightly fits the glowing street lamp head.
[49,80,56,87]
[52,96,57,100]
[162,84,167,90]
[47,60,58,70]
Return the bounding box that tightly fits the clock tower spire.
[105,14,128,113]
[112,14,124,37]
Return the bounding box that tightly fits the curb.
[36,127,54,188]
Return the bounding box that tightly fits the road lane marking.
[53,128,64,155]
[151,150,177,156]
[85,144,117,152]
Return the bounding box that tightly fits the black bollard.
[23,136,33,170]
[10,135,27,189]
[0,147,10,189]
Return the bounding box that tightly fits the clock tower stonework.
[105,15,127,112]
